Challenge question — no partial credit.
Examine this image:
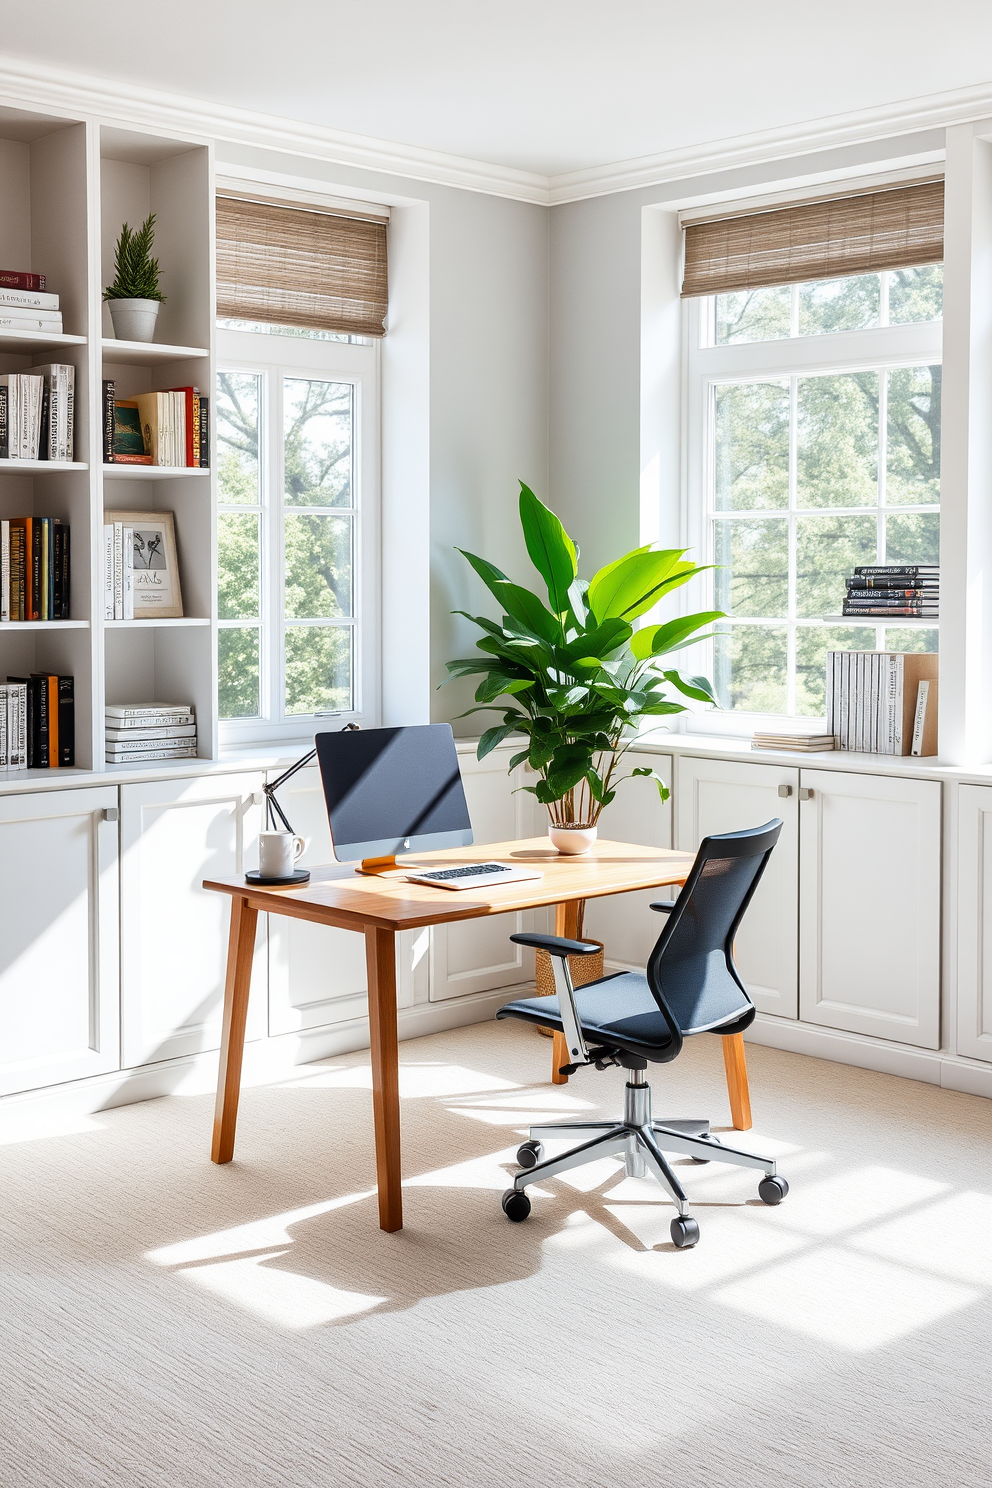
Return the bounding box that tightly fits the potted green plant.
[448,483,722,853]
[104,214,166,343]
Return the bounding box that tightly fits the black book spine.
[46,518,54,621]
[55,521,69,619]
[31,520,41,621]
[38,379,50,461]
[57,675,74,767]
[847,578,939,592]
[199,396,209,467]
[0,384,7,459]
[845,591,936,603]
[32,675,48,768]
[102,379,115,463]
[854,566,939,578]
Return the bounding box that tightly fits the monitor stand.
[357,855,423,876]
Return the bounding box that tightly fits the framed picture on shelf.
[105,509,184,618]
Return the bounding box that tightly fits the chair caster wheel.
[690,1137,721,1165]
[758,1175,789,1205]
[516,1139,544,1169]
[502,1187,532,1222]
[670,1216,700,1248]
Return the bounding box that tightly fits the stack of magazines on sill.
[0,674,74,769]
[0,364,75,461]
[842,564,938,618]
[105,702,197,764]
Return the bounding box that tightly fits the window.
[685,218,942,724]
[216,328,379,739]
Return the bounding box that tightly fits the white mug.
[259,830,309,878]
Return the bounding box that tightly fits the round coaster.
[245,869,311,887]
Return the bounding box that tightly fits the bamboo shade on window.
[216,195,388,337]
[681,179,944,298]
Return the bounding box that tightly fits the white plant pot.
[548,823,598,855]
[107,298,161,343]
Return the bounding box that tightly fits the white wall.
[213,142,549,735]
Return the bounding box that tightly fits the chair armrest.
[650,900,678,913]
[509,932,601,958]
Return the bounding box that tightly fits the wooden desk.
[205,836,734,1232]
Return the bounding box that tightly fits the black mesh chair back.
[645,819,782,1039]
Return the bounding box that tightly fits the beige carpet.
[2,1020,991,1488]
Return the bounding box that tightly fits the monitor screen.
[315,724,474,861]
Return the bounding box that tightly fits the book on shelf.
[110,399,151,463]
[0,271,46,291]
[1,518,69,622]
[0,289,59,312]
[911,679,938,757]
[826,651,938,755]
[198,396,209,467]
[0,311,63,333]
[0,682,28,770]
[751,731,836,752]
[104,388,204,467]
[853,565,939,578]
[31,364,74,462]
[7,673,74,768]
[105,700,196,763]
[103,522,134,620]
[0,366,73,460]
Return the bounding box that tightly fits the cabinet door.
[429,750,537,1001]
[799,769,940,1047]
[266,765,425,1036]
[121,773,265,1068]
[583,752,674,969]
[956,786,992,1061]
[677,756,800,1018]
[0,787,120,1096]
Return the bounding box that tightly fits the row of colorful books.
[102,381,209,467]
[106,702,197,764]
[0,675,74,769]
[825,650,938,755]
[0,270,63,335]
[0,365,75,461]
[0,518,70,622]
[842,564,938,618]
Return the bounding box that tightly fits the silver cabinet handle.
[777,784,792,798]
[799,787,813,801]
[103,806,119,822]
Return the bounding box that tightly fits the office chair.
[495,820,788,1248]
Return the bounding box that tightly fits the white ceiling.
[3,2,992,177]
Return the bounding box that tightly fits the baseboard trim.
[0,987,520,1132]
[747,1013,992,1099]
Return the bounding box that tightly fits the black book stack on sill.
[842,564,939,619]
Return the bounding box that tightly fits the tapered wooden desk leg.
[722,1032,752,1130]
[365,925,403,1232]
[551,900,582,1086]
[211,895,259,1164]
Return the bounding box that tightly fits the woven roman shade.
[216,194,389,337]
[681,179,944,298]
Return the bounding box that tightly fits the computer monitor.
[315,723,474,872]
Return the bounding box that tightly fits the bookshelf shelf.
[103,464,210,480]
[0,330,87,355]
[0,460,88,472]
[0,620,89,631]
[101,337,210,366]
[105,618,210,628]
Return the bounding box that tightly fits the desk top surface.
[203,837,695,932]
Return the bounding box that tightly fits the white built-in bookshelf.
[0,108,215,770]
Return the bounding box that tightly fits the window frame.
[681,293,942,735]
[216,327,381,745]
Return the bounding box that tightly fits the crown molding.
[2,54,992,211]
[548,80,992,204]
[0,55,550,205]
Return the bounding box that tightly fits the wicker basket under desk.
[532,900,604,1036]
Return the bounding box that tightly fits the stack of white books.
[0,286,63,336]
[103,521,134,619]
[105,702,197,764]
[0,364,75,461]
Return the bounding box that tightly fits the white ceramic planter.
[548,823,598,855]
[107,298,161,343]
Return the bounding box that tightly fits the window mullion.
[787,374,798,716]
[267,367,282,724]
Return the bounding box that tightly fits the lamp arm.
[262,722,361,834]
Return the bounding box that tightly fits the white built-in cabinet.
[798,769,941,1048]
[119,773,265,1067]
[0,787,119,1095]
[676,756,800,1019]
[954,785,992,1061]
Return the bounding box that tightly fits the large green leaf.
[559,618,632,665]
[477,723,522,759]
[475,670,534,703]
[459,548,564,642]
[662,669,718,704]
[519,483,577,617]
[629,611,724,659]
[587,549,688,622]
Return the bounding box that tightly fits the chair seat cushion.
[497,972,677,1058]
